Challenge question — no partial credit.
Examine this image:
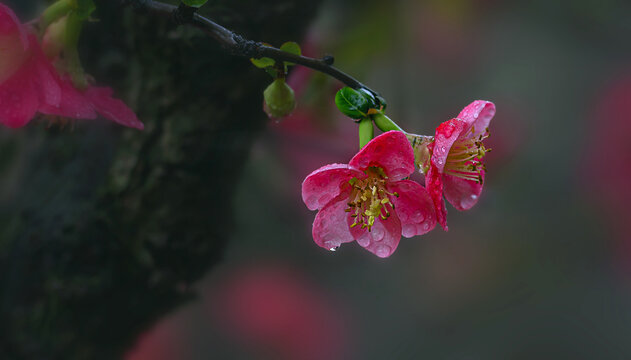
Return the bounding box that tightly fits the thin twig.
[121,0,382,99]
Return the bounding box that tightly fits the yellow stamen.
[346,167,397,231]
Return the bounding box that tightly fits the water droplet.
[440,146,446,153]
[411,210,424,223]
[324,240,338,249]
[437,159,443,165]
[375,245,391,257]
[371,227,385,241]
[329,246,339,252]
[357,235,370,247]
[423,223,430,231]
[402,224,416,237]
[470,194,478,200]
[306,195,318,206]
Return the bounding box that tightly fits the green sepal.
[335,87,370,119]
[358,118,374,149]
[250,57,276,69]
[181,0,209,8]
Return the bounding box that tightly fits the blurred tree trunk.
[0,0,320,358]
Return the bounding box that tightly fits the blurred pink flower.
[0,3,61,128]
[40,80,144,130]
[125,315,188,360]
[583,70,631,274]
[0,4,143,129]
[209,264,351,360]
[425,100,495,230]
[302,131,436,257]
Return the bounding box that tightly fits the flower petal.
[85,86,144,129]
[0,3,27,48]
[431,118,466,173]
[39,76,96,119]
[349,130,415,181]
[0,66,38,128]
[442,171,484,211]
[312,191,355,251]
[302,163,364,211]
[457,100,495,138]
[30,38,61,108]
[426,162,448,231]
[388,180,437,237]
[349,211,402,258]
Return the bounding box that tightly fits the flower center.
[345,167,398,231]
[444,127,491,183]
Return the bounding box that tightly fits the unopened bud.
[263,78,296,120]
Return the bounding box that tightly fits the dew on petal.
[306,195,318,206]
[402,224,417,237]
[411,210,424,223]
[371,227,385,241]
[356,234,370,247]
[323,239,338,249]
[470,194,478,200]
[375,245,391,258]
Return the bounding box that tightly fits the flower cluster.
[302,101,495,257]
[0,4,142,129]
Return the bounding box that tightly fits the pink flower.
[0,4,143,129]
[425,100,495,230]
[0,3,61,128]
[302,130,436,258]
[208,264,351,360]
[40,79,144,130]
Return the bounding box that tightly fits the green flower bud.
[263,78,296,120]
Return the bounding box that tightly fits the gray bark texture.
[0,0,320,358]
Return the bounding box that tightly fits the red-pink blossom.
[425,100,495,230]
[208,264,351,360]
[302,130,436,257]
[39,79,144,130]
[0,3,61,128]
[0,4,143,129]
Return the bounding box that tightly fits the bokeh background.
[2,0,631,359]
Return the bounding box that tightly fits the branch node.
[322,55,334,65]
[172,2,197,25]
[233,35,261,57]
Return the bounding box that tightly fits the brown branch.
[122,0,383,101]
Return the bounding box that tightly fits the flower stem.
[371,111,403,132]
[358,118,374,149]
[41,0,74,29]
